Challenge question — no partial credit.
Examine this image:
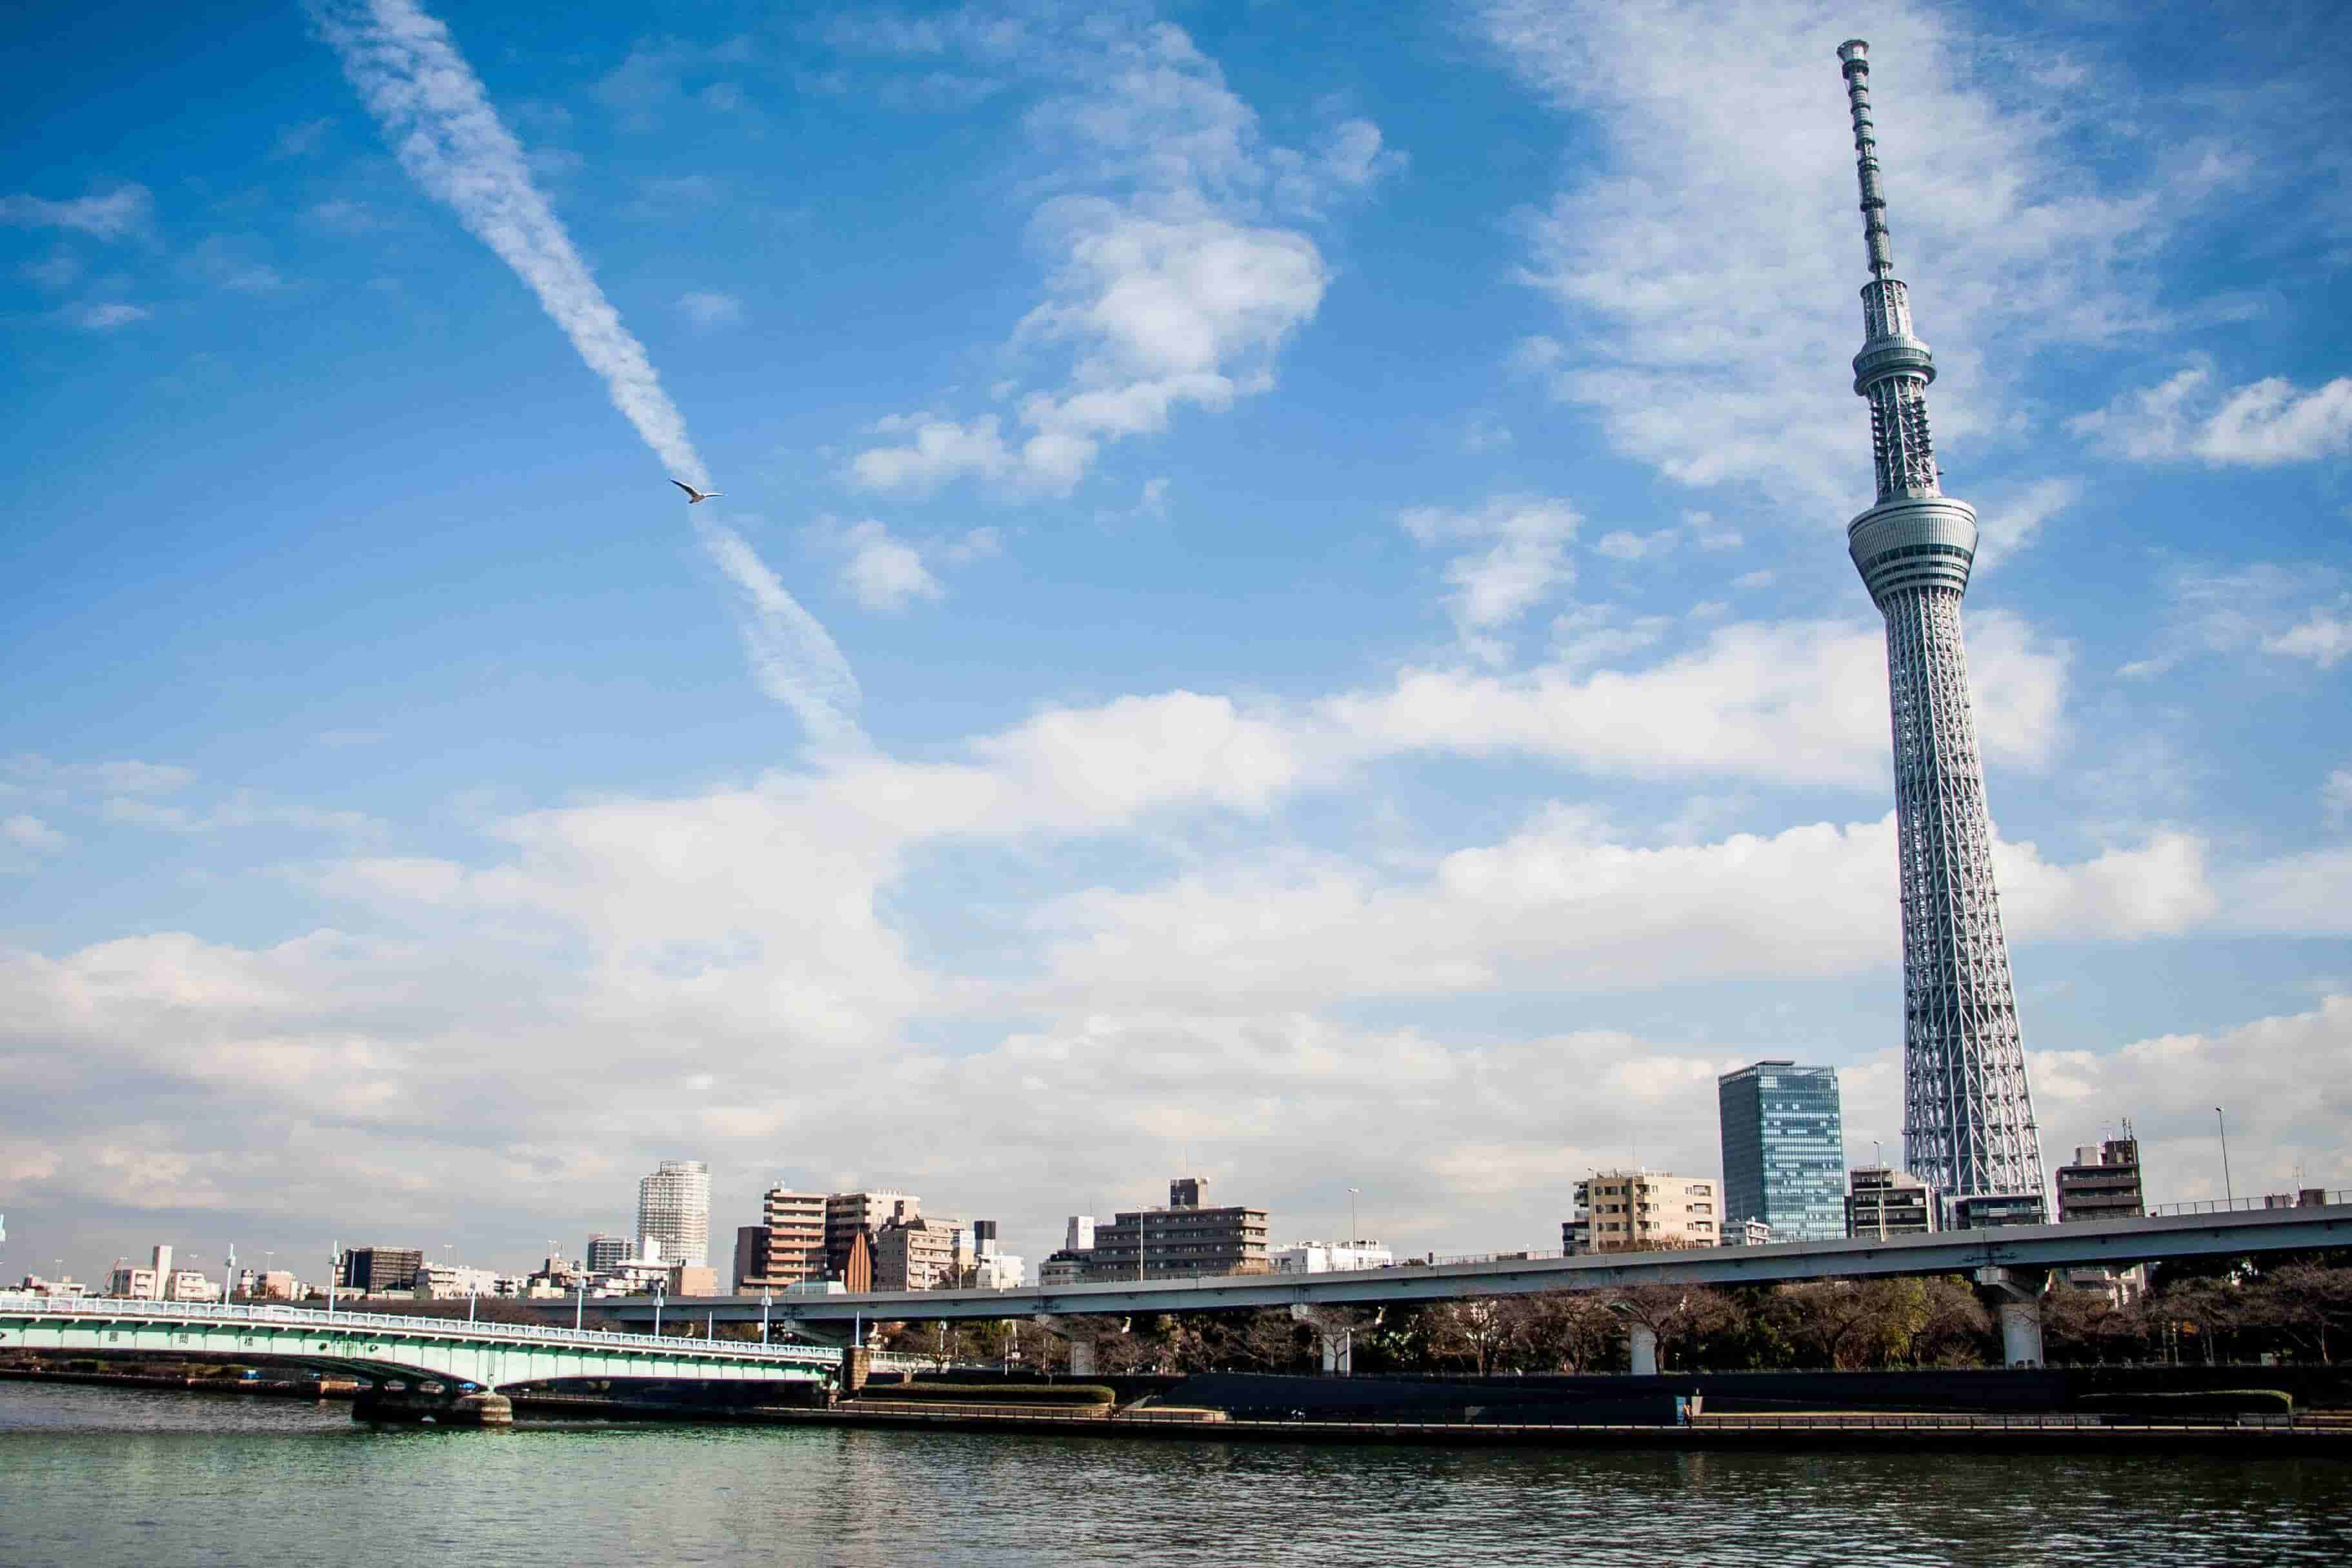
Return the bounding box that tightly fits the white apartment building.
[1568,1170,1720,1252]
[1271,1240,1394,1274]
[638,1159,712,1269]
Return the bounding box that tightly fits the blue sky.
[4,0,2348,1284]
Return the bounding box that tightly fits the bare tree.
[2248,1263,2352,1363]
[1429,1298,1516,1376]
[1605,1284,1738,1372]
[1510,1290,1622,1372]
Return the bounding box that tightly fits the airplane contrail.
[312,0,863,745]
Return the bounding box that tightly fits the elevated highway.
[573,1202,2351,1371]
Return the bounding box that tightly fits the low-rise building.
[1569,1170,1720,1252]
[166,1269,222,1303]
[107,1264,162,1300]
[2056,1136,2144,1224]
[2055,1133,2148,1302]
[1846,1167,1938,1238]
[410,1262,502,1301]
[1081,1178,1269,1282]
[667,1265,719,1298]
[1951,1191,2047,1230]
[1719,1218,1773,1249]
[585,1234,631,1275]
[1271,1240,1394,1273]
[16,1274,88,1298]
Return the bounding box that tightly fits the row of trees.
[873,1252,2352,1376]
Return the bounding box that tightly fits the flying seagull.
[671,480,722,504]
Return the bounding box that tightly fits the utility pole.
[2215,1107,2235,1205]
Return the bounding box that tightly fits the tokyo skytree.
[1834,40,2044,1205]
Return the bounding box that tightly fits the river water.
[8,1383,2349,1565]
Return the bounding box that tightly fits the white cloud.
[2028,996,2352,1204]
[2119,563,2351,678]
[185,236,285,294]
[1594,528,1672,562]
[847,17,1379,495]
[2326,767,2352,825]
[1322,610,2067,787]
[1973,476,2080,570]
[839,519,943,612]
[2071,363,2352,466]
[2,814,67,868]
[1026,811,2213,1012]
[20,252,81,290]
[676,289,745,330]
[1483,0,2167,508]
[2262,612,2352,669]
[65,302,147,330]
[942,526,1001,565]
[2,755,192,798]
[849,413,1014,494]
[1398,496,1582,657]
[0,184,154,241]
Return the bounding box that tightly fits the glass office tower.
[1718,1061,1847,1242]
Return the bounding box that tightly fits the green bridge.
[1,1293,857,1422]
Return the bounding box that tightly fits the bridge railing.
[0,1292,842,1365]
[2147,1191,2350,1218]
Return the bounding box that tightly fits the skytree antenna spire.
[1833,40,2044,1212]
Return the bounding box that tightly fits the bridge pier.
[352,1387,513,1427]
[1032,1314,1116,1376]
[1975,1265,2049,1368]
[1289,1303,1358,1375]
[1627,1323,1660,1378]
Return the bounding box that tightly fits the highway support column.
[1975,1265,2049,1367]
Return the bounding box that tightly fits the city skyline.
[4,0,2348,1280]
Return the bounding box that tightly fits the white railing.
[2148,1191,2350,1218]
[0,1292,839,1365]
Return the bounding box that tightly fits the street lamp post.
[653,1282,665,1338]
[575,1277,586,1334]
[328,1243,340,1314]
[223,1243,236,1303]
[761,1287,772,1344]
[2215,1107,2235,1205]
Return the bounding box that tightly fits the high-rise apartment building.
[732,1187,828,1294]
[825,1191,918,1280]
[1081,1178,1269,1282]
[1846,1167,1938,1238]
[1718,1061,1847,1243]
[1568,1171,1719,1252]
[637,1159,712,1268]
[871,1212,967,1292]
[1833,41,2044,1211]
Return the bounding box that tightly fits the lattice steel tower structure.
[1834,40,2043,1205]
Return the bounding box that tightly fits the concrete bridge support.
[1031,1315,1103,1376]
[1975,1265,2049,1368]
[352,1387,513,1427]
[1289,1303,1359,1375]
